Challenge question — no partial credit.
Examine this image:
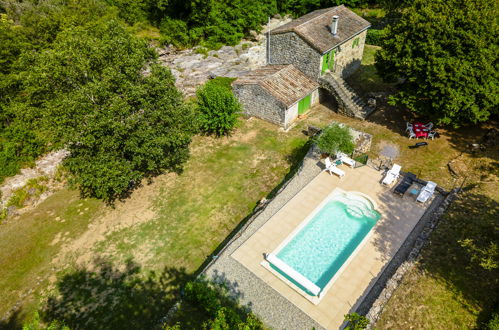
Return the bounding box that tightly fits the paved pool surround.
[202,151,435,329]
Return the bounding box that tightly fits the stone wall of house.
[269,32,322,80]
[331,30,367,78]
[233,84,286,127]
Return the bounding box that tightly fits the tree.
[196,78,241,137]
[315,123,355,156]
[375,0,499,126]
[10,17,196,201]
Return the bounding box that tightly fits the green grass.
[93,118,310,272]
[0,115,320,327]
[0,190,103,320]
[347,45,396,95]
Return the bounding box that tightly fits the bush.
[344,312,369,330]
[366,28,386,46]
[7,188,30,208]
[196,79,240,136]
[315,123,355,156]
[183,281,222,317]
[181,280,265,329]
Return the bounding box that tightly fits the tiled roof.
[271,5,370,54]
[233,65,319,107]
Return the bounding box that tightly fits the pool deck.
[203,156,434,329]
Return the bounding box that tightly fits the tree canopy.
[375,0,499,126]
[0,1,196,200]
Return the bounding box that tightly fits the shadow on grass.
[416,186,498,326]
[0,310,23,330]
[40,258,192,330]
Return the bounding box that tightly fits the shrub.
[183,281,222,317]
[344,312,369,330]
[181,280,265,329]
[366,28,386,46]
[488,311,499,330]
[315,123,355,156]
[7,188,29,208]
[196,79,240,136]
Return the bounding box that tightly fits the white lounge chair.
[417,181,437,203]
[336,152,355,167]
[325,157,345,177]
[382,164,401,185]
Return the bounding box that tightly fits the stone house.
[232,64,319,129]
[233,5,374,127]
[269,5,370,79]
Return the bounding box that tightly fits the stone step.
[318,73,374,120]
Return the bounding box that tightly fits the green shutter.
[298,94,312,115]
[321,53,329,75]
[329,50,335,71]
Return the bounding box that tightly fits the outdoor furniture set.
[382,164,436,203]
[406,122,437,140]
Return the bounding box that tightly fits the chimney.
[331,15,339,35]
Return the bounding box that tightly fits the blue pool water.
[274,194,380,293]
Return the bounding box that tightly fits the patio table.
[412,122,428,139]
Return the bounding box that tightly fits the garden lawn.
[0,191,103,322]
[0,114,323,327]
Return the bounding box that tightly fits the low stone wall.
[354,188,460,327]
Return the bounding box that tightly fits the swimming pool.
[265,190,380,300]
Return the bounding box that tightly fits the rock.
[7,206,18,217]
[307,125,322,136]
[157,17,292,97]
[248,30,259,41]
[447,158,467,177]
[351,130,373,154]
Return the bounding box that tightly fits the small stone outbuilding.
[269,5,370,79]
[232,64,319,129]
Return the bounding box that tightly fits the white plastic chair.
[405,122,413,133]
[424,122,434,130]
[408,131,417,139]
[427,131,437,140]
[382,164,401,185]
[417,181,437,203]
[325,157,345,177]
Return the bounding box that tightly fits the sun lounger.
[325,157,345,177]
[382,164,401,185]
[417,181,437,203]
[394,172,416,196]
[336,152,355,167]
